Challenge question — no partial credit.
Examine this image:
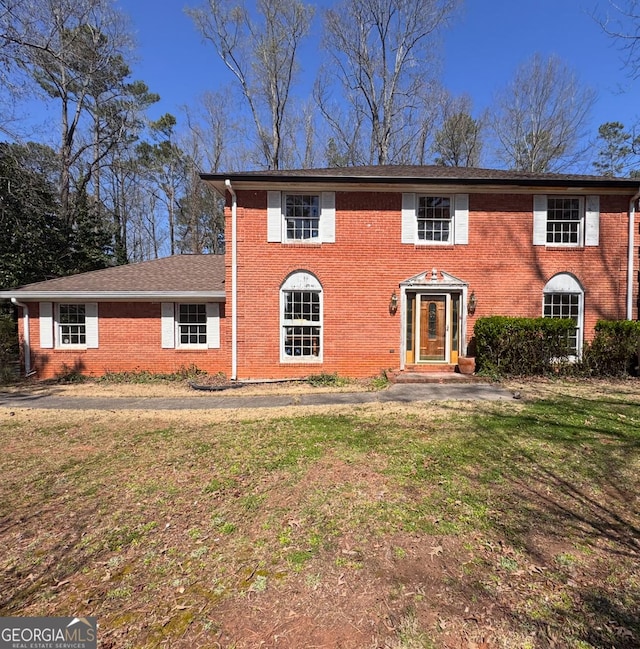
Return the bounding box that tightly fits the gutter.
[225,179,238,381]
[628,189,640,320]
[11,298,34,376]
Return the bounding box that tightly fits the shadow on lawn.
[462,394,640,647]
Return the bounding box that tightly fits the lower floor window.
[281,272,323,361]
[178,304,207,346]
[59,304,86,345]
[543,293,581,355]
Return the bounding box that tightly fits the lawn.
[0,380,639,648]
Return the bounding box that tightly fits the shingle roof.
[0,254,226,298]
[202,164,640,193]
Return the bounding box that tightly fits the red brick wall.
[228,189,638,379]
[19,301,229,380]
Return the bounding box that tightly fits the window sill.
[280,357,323,364]
[280,242,323,248]
[412,243,455,249]
[54,347,88,352]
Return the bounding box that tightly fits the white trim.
[543,273,584,357]
[267,190,282,242]
[39,302,53,349]
[584,195,600,246]
[85,302,98,348]
[206,302,220,349]
[161,303,175,348]
[0,291,225,301]
[454,194,469,245]
[280,271,323,363]
[401,193,416,243]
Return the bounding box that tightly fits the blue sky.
[118,0,639,162]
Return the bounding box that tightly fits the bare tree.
[432,94,483,167]
[0,0,135,226]
[318,0,460,166]
[490,54,595,173]
[187,0,314,170]
[597,1,640,77]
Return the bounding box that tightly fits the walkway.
[0,382,514,410]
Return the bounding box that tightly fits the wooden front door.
[418,295,446,361]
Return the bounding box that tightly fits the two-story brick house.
[2,166,639,380]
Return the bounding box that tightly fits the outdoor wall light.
[467,290,477,316]
[389,290,398,315]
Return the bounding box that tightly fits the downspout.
[225,179,238,381]
[627,189,640,320]
[11,298,34,376]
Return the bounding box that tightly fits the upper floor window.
[417,196,452,243]
[402,193,468,245]
[534,195,600,247]
[267,191,335,244]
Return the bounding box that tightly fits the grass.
[0,382,639,648]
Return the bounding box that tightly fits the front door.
[418,295,447,361]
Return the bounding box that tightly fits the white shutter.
[533,195,547,246]
[267,191,282,242]
[161,303,175,349]
[85,302,98,348]
[39,302,53,349]
[453,194,469,245]
[401,193,416,244]
[320,191,335,243]
[585,195,600,246]
[206,302,220,349]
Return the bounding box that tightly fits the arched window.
[543,273,584,357]
[280,271,323,362]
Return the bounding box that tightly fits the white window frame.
[161,302,220,349]
[280,272,323,363]
[534,194,600,247]
[284,193,321,242]
[416,195,454,244]
[267,191,335,244]
[402,193,468,245]
[40,302,98,350]
[542,273,584,358]
[176,303,208,349]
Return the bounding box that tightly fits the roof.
[0,254,226,301]
[202,164,640,195]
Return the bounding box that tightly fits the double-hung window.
[178,304,207,347]
[161,303,220,349]
[533,195,600,247]
[280,272,322,362]
[58,304,86,346]
[38,302,99,349]
[402,193,468,245]
[417,196,452,243]
[267,191,335,244]
[285,194,320,241]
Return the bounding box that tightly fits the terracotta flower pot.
[457,356,476,375]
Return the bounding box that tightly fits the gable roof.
[202,164,640,195]
[0,254,226,301]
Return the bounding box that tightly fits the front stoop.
[385,367,486,384]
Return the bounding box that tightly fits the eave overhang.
[0,291,226,302]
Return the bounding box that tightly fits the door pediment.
[400,268,467,289]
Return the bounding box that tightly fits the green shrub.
[579,320,640,377]
[306,372,350,387]
[0,313,19,384]
[474,316,575,377]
